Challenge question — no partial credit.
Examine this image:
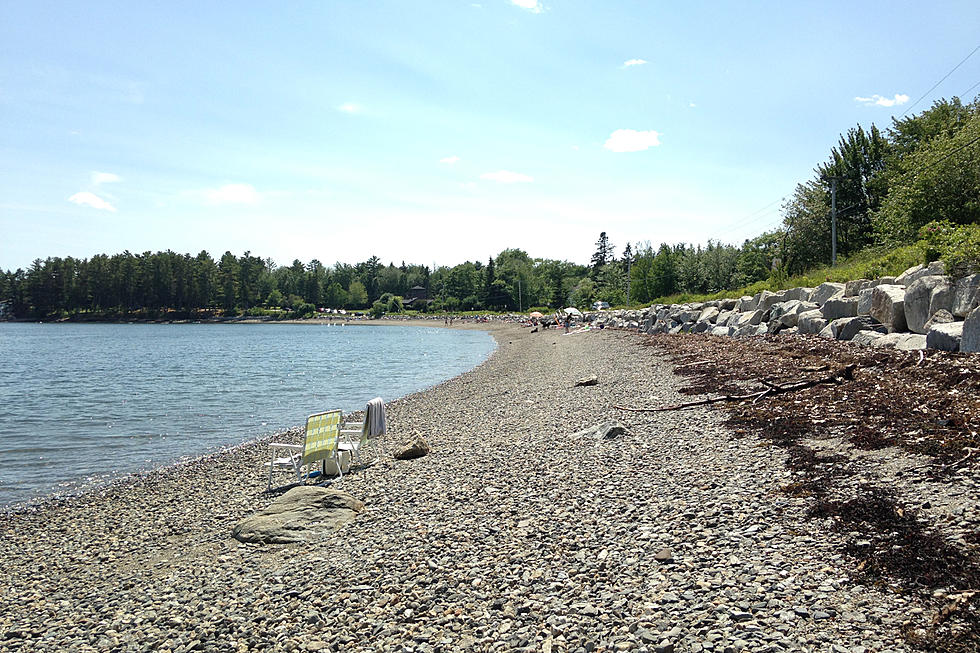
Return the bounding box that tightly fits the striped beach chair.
[267,410,345,489]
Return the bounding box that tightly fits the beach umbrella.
[563,307,583,317]
[529,311,544,318]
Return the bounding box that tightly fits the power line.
[961,79,980,98]
[903,44,980,116]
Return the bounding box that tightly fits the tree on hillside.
[816,124,890,257]
[874,110,980,244]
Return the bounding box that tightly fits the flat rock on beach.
[0,322,966,652]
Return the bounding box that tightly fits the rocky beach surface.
[2,323,978,652]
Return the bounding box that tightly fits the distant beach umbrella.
[529,311,544,318]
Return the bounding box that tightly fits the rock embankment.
[592,261,980,353]
[1,323,975,651]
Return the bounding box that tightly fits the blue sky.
[2,1,978,271]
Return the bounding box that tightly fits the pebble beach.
[0,323,947,652]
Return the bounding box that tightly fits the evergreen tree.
[590,232,614,277]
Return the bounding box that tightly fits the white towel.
[365,397,386,438]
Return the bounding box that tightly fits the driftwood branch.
[674,359,712,370]
[614,364,857,413]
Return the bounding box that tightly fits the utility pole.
[518,277,522,313]
[829,177,839,266]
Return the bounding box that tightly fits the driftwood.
[614,364,857,413]
[674,359,712,370]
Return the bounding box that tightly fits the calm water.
[0,323,496,507]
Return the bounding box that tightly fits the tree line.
[2,96,978,320]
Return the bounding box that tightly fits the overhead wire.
[706,45,980,247]
[902,44,980,116]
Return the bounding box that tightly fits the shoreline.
[2,324,972,650]
[0,321,504,514]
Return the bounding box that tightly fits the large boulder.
[736,295,757,312]
[927,322,963,353]
[896,260,946,286]
[904,276,953,334]
[232,487,363,544]
[697,306,720,323]
[835,316,888,342]
[771,300,817,327]
[870,285,908,332]
[394,435,431,460]
[872,333,928,350]
[710,325,734,336]
[781,287,814,302]
[857,288,875,316]
[852,331,886,347]
[821,297,859,320]
[963,306,980,353]
[733,310,764,328]
[894,264,924,286]
[924,309,955,331]
[844,279,871,297]
[797,309,828,335]
[952,273,980,318]
[572,420,630,440]
[810,282,846,306]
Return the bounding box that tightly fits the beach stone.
[926,322,963,352]
[710,326,734,337]
[810,282,845,306]
[654,547,673,563]
[394,435,431,460]
[952,273,980,318]
[962,306,980,353]
[232,487,363,544]
[870,285,908,333]
[575,375,599,387]
[573,420,630,440]
[905,276,953,334]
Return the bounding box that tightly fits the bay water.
[0,323,496,507]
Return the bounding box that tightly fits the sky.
[1,1,979,272]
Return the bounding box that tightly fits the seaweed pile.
[641,333,980,652]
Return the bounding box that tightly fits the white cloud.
[603,129,662,152]
[623,58,648,68]
[440,155,461,164]
[338,103,359,113]
[91,171,121,185]
[479,170,534,183]
[69,191,116,212]
[689,102,697,108]
[510,0,542,13]
[855,93,910,108]
[202,183,261,205]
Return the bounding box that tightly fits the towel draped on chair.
[365,397,387,438]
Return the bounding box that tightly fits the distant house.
[0,301,10,319]
[403,285,431,310]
